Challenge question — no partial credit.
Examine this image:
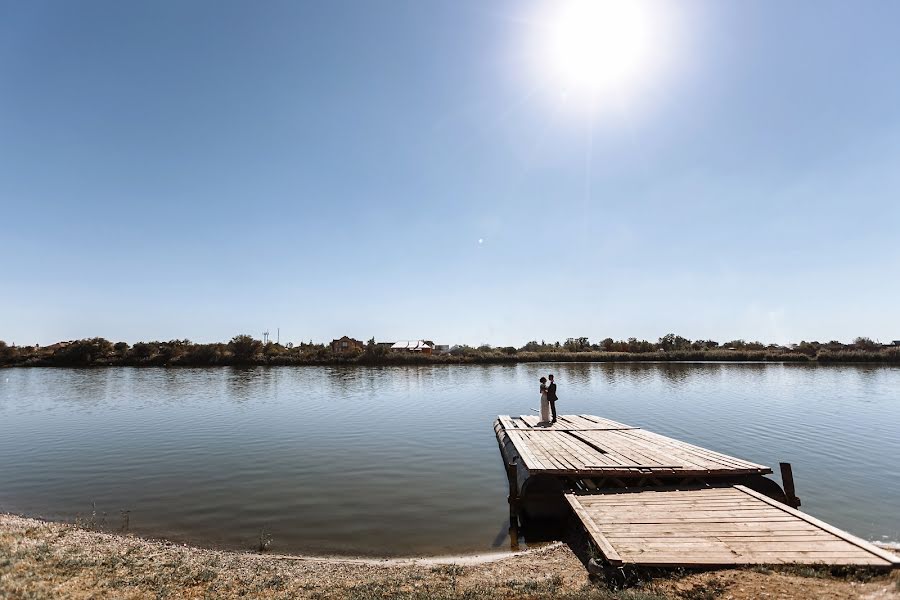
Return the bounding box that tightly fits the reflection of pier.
[495,414,899,568]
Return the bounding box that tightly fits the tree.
[691,339,719,350]
[54,338,113,365]
[853,337,879,351]
[450,344,474,356]
[0,340,15,363]
[796,340,820,356]
[130,342,155,360]
[184,343,224,365]
[564,337,590,352]
[659,333,691,352]
[229,334,262,361]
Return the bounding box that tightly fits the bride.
[539,376,550,424]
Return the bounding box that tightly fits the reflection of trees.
[554,362,593,386]
[60,367,112,407]
[225,366,275,403]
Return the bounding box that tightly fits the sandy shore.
[1,514,897,599]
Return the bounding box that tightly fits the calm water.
[0,363,898,556]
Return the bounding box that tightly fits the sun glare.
[539,0,664,106]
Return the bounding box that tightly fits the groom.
[547,374,558,423]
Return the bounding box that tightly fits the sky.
[2,0,899,347]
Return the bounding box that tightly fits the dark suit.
[547,381,558,421]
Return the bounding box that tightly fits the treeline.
[1,334,898,367]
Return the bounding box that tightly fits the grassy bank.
[1,514,897,600]
[2,336,899,368]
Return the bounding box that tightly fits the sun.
[541,0,659,100]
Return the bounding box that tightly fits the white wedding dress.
[540,385,550,423]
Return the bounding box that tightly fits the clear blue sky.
[2,0,899,347]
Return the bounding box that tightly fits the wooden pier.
[495,414,899,569]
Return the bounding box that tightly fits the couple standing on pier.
[538,374,558,424]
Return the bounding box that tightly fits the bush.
[229,335,263,362]
[0,340,15,364]
[53,338,113,365]
[129,342,155,361]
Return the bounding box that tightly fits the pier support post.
[779,462,801,508]
[505,462,521,550]
[506,463,519,512]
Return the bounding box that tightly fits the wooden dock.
[495,414,899,569]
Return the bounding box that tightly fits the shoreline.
[6,511,900,564]
[5,356,900,369]
[2,514,898,599]
[4,511,551,565]
[3,340,899,368]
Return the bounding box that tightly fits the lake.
[0,363,898,556]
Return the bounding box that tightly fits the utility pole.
[277,328,280,345]
[263,330,269,344]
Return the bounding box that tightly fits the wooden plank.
[559,415,595,428]
[585,429,706,468]
[533,432,582,471]
[612,430,746,471]
[592,522,823,533]
[497,415,520,431]
[734,485,900,565]
[612,540,871,551]
[564,494,623,565]
[605,531,836,552]
[519,415,541,428]
[583,464,685,470]
[568,431,663,474]
[582,499,759,506]
[604,430,715,472]
[624,429,769,472]
[589,509,791,518]
[529,430,580,471]
[520,431,557,470]
[579,414,633,429]
[582,488,747,498]
[616,556,888,567]
[504,430,543,470]
[515,427,640,432]
[582,492,749,499]
[620,428,761,470]
[551,431,605,468]
[587,518,800,524]
[612,554,888,566]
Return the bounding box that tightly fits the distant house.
[391,340,434,355]
[433,344,450,354]
[331,336,364,354]
[892,340,900,347]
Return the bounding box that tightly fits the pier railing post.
[779,462,801,508]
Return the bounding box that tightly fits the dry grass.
[1,514,897,600]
